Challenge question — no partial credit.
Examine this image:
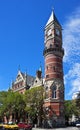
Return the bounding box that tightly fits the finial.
[18,64,21,71]
[25,68,27,76]
[52,6,54,11]
[39,61,42,72]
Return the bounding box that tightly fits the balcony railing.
[43,47,64,56]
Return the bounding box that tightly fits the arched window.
[50,44,52,48]
[45,46,47,50]
[46,65,48,70]
[53,66,55,71]
[52,86,57,98]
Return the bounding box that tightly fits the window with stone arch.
[52,86,57,98]
[50,44,52,48]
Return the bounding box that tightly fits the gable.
[16,71,24,82]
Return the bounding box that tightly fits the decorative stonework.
[43,10,65,127]
[31,70,43,88]
[12,70,35,94]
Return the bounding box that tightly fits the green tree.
[0,91,9,113]
[24,86,44,126]
[0,91,8,121]
[76,92,80,117]
[64,100,77,122]
[0,91,25,122]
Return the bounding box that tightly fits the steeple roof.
[46,10,61,27]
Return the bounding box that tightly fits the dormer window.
[17,74,21,81]
[35,80,37,83]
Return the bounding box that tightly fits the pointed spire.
[46,10,61,27]
[46,11,54,26]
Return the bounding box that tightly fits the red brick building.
[11,10,65,127]
[12,70,35,94]
[43,10,65,126]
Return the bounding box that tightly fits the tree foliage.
[24,86,44,125]
[0,86,44,124]
[64,100,77,121]
[75,92,80,117]
[0,91,25,121]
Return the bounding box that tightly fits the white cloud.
[64,63,80,96]
[63,7,80,63]
[63,7,80,98]
[65,63,80,78]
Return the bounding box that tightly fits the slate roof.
[13,70,35,87]
[20,71,35,86]
[26,74,35,86]
[46,11,61,27]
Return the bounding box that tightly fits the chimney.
[36,70,42,79]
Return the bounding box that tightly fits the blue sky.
[0,0,80,100]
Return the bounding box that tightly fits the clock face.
[56,28,60,36]
[47,29,51,36]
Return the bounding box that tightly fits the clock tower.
[43,11,65,127]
